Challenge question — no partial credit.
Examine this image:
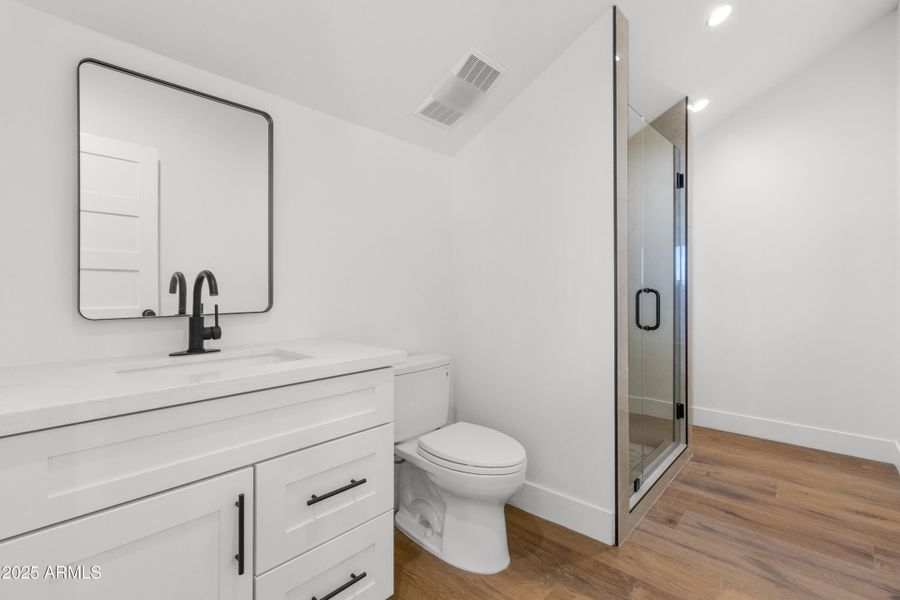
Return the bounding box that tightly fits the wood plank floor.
[392,427,900,599]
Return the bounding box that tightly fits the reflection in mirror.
[78,60,272,320]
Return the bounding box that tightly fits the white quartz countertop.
[0,339,406,438]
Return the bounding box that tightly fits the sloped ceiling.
[14,0,898,153]
[617,0,897,132]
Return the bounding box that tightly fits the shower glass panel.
[627,106,687,502]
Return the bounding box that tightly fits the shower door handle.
[635,289,646,330]
[635,288,661,331]
[646,288,661,331]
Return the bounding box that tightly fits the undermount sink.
[114,349,312,384]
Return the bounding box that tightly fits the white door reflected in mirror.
[79,134,160,319]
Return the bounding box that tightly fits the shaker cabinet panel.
[0,468,253,600]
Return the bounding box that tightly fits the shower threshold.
[629,441,687,510]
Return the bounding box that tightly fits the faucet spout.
[192,270,219,317]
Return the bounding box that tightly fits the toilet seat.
[416,422,526,475]
[417,447,526,475]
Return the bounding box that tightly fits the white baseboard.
[694,406,900,474]
[895,442,900,475]
[509,481,615,545]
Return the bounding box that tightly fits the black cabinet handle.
[635,288,661,331]
[312,572,367,600]
[234,493,245,575]
[307,478,367,506]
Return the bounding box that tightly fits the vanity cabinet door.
[0,468,253,600]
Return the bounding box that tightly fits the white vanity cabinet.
[0,468,253,600]
[0,341,401,600]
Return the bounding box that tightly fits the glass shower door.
[627,106,686,501]
[627,107,648,490]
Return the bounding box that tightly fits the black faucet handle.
[211,304,222,340]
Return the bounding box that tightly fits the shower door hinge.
[676,403,686,420]
[676,172,685,189]
[632,478,641,493]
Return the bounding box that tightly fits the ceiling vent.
[416,48,503,128]
[455,52,502,93]
[418,99,464,127]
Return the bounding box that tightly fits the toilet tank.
[393,354,451,443]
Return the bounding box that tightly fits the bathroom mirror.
[77,59,272,320]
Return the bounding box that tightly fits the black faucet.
[168,271,187,315]
[170,270,222,356]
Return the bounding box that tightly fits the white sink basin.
[115,349,312,384]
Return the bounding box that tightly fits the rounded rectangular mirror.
[77,59,272,320]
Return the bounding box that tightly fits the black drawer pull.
[307,478,367,506]
[312,571,367,600]
[234,493,245,575]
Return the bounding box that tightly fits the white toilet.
[393,354,526,575]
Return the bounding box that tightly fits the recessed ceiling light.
[688,98,710,112]
[706,5,733,27]
[615,55,621,62]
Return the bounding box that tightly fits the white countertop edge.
[0,339,406,438]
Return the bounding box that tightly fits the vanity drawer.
[255,424,394,574]
[0,368,392,541]
[255,511,393,600]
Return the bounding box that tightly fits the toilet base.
[393,434,525,575]
[395,490,511,575]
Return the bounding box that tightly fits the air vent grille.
[415,49,502,128]
[456,54,502,92]
[418,99,464,127]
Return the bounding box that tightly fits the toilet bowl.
[393,355,526,575]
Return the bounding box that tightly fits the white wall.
[693,13,900,470]
[451,11,616,543]
[0,0,453,367]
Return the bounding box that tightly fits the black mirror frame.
[76,58,274,320]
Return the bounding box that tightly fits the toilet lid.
[417,422,526,470]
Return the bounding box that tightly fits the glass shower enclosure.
[626,106,688,505]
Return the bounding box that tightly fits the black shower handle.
[635,289,645,330]
[635,288,661,331]
[646,288,661,331]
